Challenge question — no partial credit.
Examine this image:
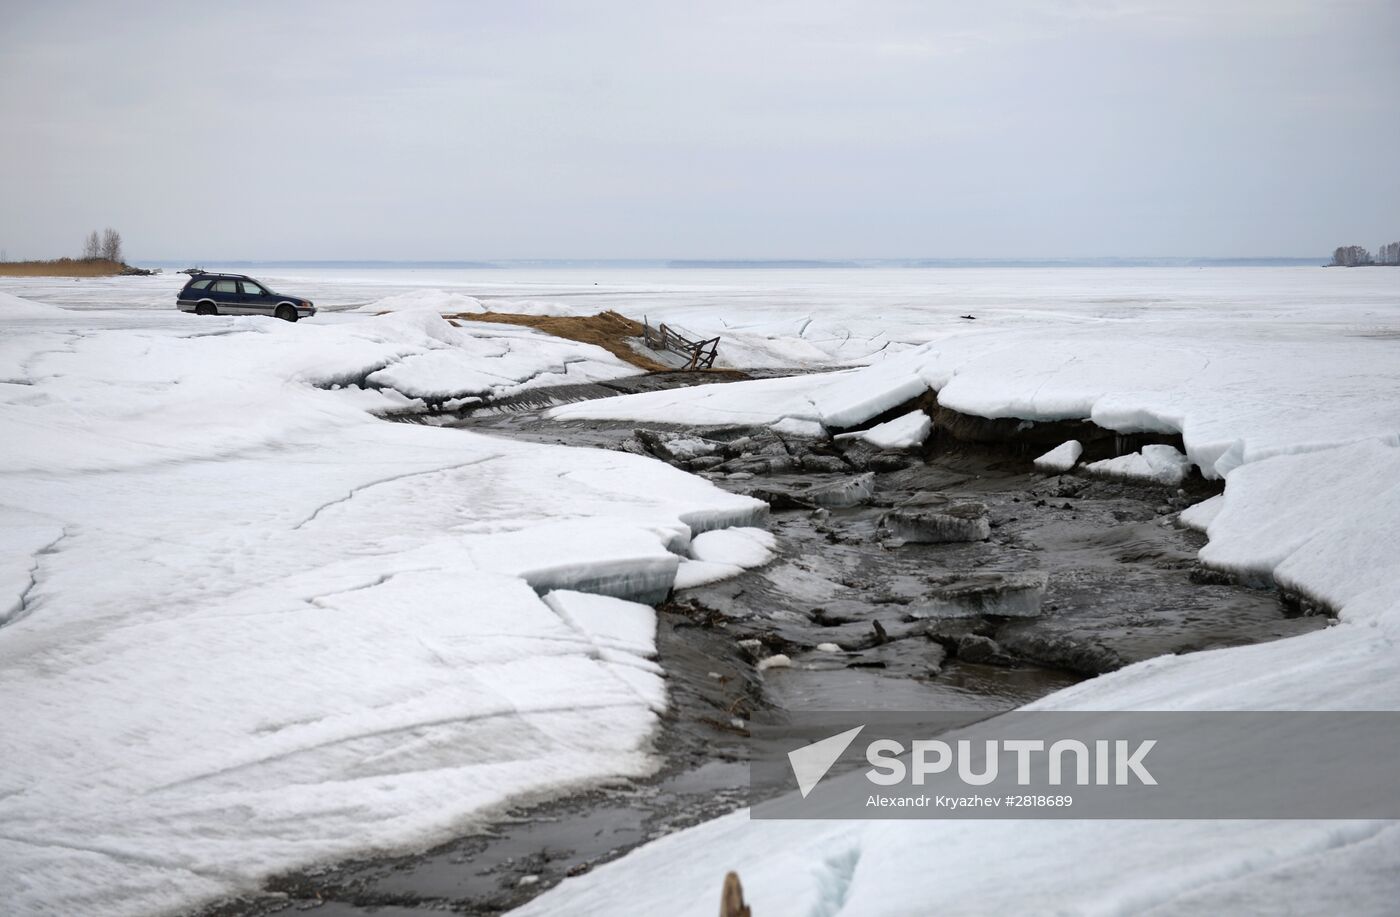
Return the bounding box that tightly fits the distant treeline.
[1330,242,1400,266]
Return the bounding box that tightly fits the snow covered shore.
[523,291,1400,913]
[0,295,766,916]
[5,267,1400,915]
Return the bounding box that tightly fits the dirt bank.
[451,310,737,374]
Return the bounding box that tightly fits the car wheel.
[195,303,216,316]
[275,305,299,323]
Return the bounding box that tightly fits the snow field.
[0,297,767,916]
[7,267,1400,915]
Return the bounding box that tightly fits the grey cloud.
[1,0,1396,260]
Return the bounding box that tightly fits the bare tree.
[83,230,102,260]
[100,227,123,263]
[1330,245,1373,267]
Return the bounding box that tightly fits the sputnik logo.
[788,725,865,798]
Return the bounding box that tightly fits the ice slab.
[834,409,931,450]
[882,502,991,544]
[689,527,776,568]
[1086,444,1193,485]
[805,473,876,508]
[912,571,1048,617]
[1033,440,1083,472]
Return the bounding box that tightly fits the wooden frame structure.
[642,318,720,370]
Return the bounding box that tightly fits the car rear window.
[189,278,212,290]
[212,280,238,293]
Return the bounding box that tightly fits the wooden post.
[720,871,751,917]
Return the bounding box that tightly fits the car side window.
[190,279,212,290]
[241,281,266,296]
[212,280,238,293]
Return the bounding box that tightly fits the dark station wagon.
[176,273,315,322]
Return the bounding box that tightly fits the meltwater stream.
[199,372,1326,917]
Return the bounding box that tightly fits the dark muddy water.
[199,374,1326,917]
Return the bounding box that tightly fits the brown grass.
[0,258,130,277]
[446,309,678,372]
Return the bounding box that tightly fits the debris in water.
[956,634,1018,666]
[883,500,991,544]
[804,472,876,508]
[917,571,1049,618]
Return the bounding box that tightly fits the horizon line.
[131,255,1329,268]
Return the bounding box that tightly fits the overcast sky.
[2,0,1397,261]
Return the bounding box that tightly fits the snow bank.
[494,298,582,317]
[551,317,1400,485]
[0,290,67,316]
[0,300,766,916]
[553,371,834,428]
[1199,439,1400,610]
[361,288,489,314]
[359,290,581,318]
[359,309,635,402]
